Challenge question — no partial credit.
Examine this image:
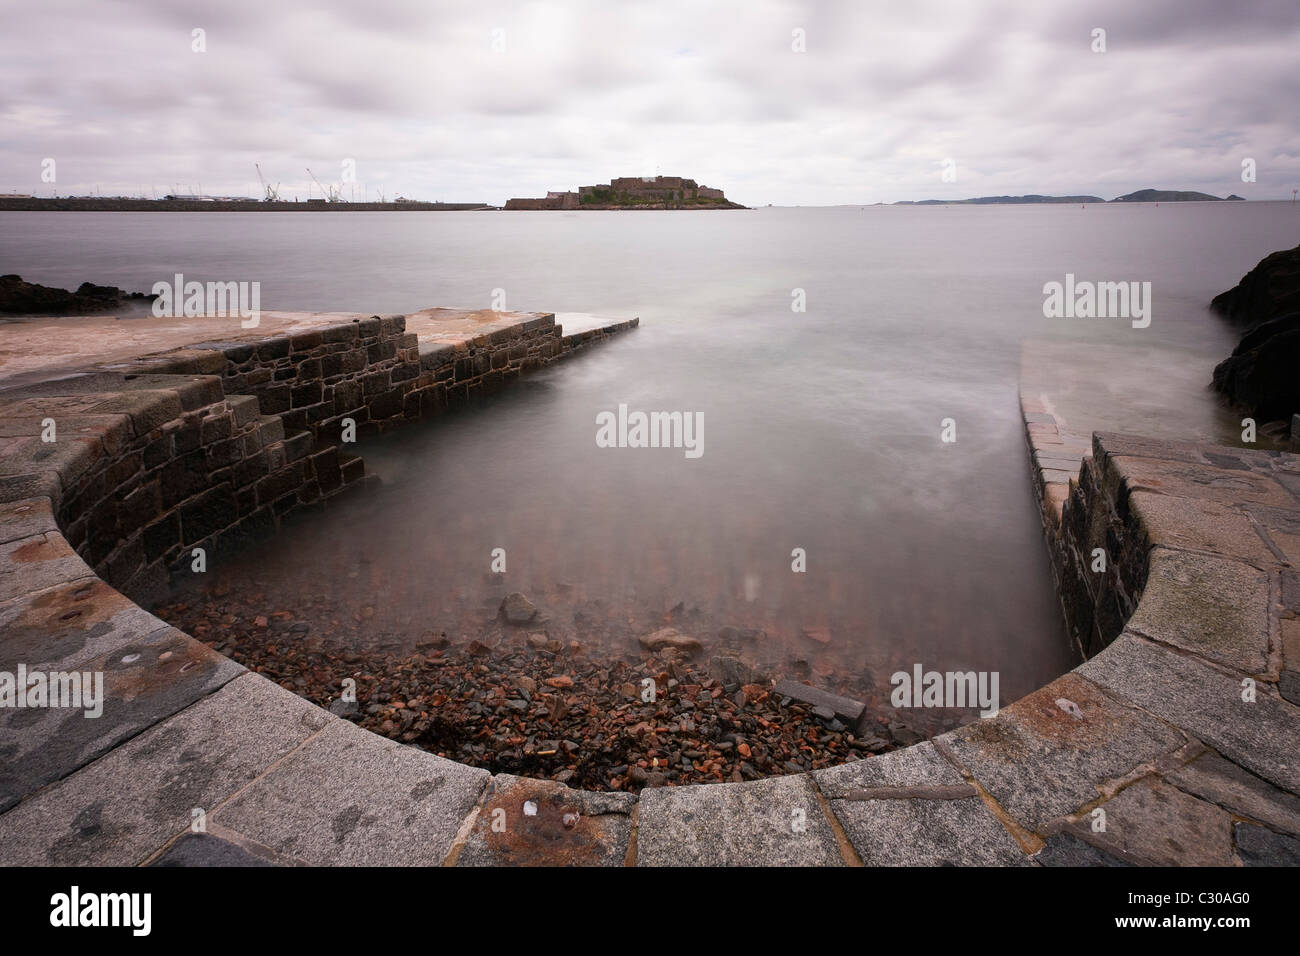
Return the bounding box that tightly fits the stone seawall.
[1012,390,1300,864]
[0,311,638,611]
[1020,389,1300,677]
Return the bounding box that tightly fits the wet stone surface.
[212,717,490,866]
[149,832,279,867]
[0,674,328,865]
[0,624,244,813]
[939,672,1186,832]
[636,773,845,866]
[455,773,635,866]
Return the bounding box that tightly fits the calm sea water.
[4,203,1297,708]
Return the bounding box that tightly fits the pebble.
[638,627,703,653]
[501,592,539,626]
[153,591,917,794]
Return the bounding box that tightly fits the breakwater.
[0,198,493,212]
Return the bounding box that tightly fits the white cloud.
[1,0,1296,204]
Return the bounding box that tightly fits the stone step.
[283,429,313,463]
[226,394,261,429]
[257,414,285,445]
[338,453,365,484]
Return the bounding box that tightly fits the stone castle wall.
[508,176,738,209]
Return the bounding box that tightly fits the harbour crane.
[255,163,280,202]
[306,167,345,202]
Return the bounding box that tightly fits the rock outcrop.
[0,274,156,315]
[1210,243,1300,326]
[1212,313,1300,423]
[1210,243,1300,423]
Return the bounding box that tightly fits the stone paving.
[1,321,1298,865]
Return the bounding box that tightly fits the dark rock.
[1212,312,1300,422]
[0,273,156,314]
[500,592,538,626]
[1210,243,1300,422]
[638,627,702,653]
[415,632,450,651]
[772,678,867,725]
[1211,243,1300,327]
[887,721,925,746]
[708,654,758,686]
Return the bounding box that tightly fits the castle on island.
[505,176,743,210]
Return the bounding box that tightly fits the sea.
[4,201,1296,709]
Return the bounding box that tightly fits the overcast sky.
[2,0,1297,206]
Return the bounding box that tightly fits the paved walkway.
[0,307,554,389]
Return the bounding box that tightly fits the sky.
[1,0,1297,206]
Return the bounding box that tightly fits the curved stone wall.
[0,330,1297,866]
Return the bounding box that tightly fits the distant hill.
[894,188,1247,205]
[895,194,1103,205]
[1110,188,1245,203]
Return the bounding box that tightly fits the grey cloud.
[0,0,1296,206]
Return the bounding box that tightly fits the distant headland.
[505,176,745,210]
[1110,188,1246,203]
[894,187,1246,205]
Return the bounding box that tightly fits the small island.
[1110,187,1245,202]
[894,187,1246,206]
[505,175,745,210]
[896,194,1105,205]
